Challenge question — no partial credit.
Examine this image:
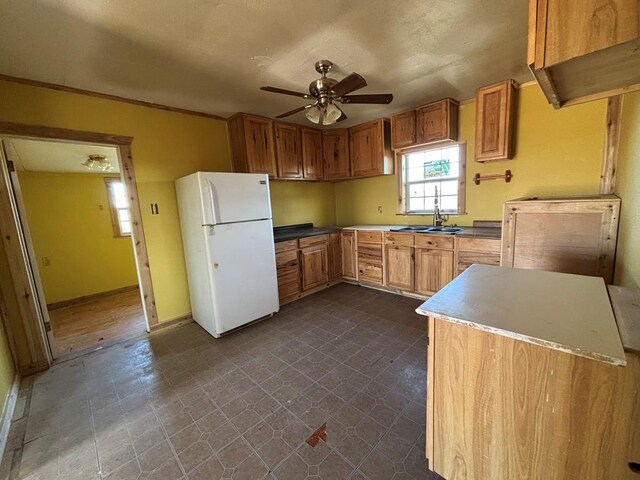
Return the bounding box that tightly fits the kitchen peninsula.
[417,265,640,480]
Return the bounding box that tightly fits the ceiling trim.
[0,74,228,122]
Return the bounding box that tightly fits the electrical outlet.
[377,205,383,213]
[42,257,51,267]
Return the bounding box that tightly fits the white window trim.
[395,141,467,216]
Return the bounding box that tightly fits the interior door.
[0,141,54,359]
[208,219,279,334]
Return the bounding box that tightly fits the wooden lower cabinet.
[341,231,357,280]
[275,241,299,303]
[385,245,414,291]
[415,248,454,295]
[357,241,383,285]
[300,244,329,291]
[328,233,342,281]
[455,236,501,275]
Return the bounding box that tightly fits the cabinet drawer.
[358,260,383,284]
[457,251,501,271]
[357,230,383,244]
[384,232,414,246]
[357,243,383,261]
[276,249,298,269]
[456,237,501,254]
[415,235,454,250]
[298,234,328,248]
[275,240,298,253]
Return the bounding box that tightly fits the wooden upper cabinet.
[229,114,278,177]
[275,122,303,179]
[300,128,323,180]
[529,0,640,107]
[391,110,416,149]
[415,99,459,145]
[475,80,517,162]
[322,129,351,180]
[349,119,393,178]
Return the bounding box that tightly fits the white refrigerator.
[175,172,279,337]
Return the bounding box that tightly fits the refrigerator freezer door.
[199,172,272,225]
[207,219,279,335]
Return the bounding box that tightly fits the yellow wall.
[270,181,336,227]
[335,84,607,225]
[0,79,231,323]
[614,91,640,288]
[18,171,138,303]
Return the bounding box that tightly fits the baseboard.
[0,374,20,463]
[47,285,139,310]
[18,360,49,377]
[149,313,193,332]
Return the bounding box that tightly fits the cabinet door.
[385,245,414,291]
[301,128,323,180]
[275,122,303,178]
[391,110,416,149]
[328,232,342,280]
[475,80,516,162]
[244,116,278,177]
[341,231,357,279]
[415,248,454,295]
[416,99,458,144]
[350,120,383,177]
[323,129,350,180]
[300,245,328,291]
[276,248,300,303]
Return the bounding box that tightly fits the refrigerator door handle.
[203,179,219,226]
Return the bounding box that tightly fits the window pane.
[422,183,439,197]
[408,183,424,198]
[117,208,130,222]
[120,221,132,234]
[111,182,128,209]
[440,195,458,211]
[408,197,424,212]
[440,179,458,196]
[423,196,436,212]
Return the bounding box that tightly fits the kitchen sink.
[390,226,465,235]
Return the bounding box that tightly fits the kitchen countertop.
[416,264,626,366]
[273,223,339,242]
[341,224,502,239]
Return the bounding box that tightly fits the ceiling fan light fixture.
[323,103,342,125]
[305,105,323,124]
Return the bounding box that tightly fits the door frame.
[0,121,158,375]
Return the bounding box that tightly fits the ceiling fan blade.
[340,94,394,104]
[261,86,312,99]
[276,104,314,118]
[331,73,367,97]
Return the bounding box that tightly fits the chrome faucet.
[433,185,444,226]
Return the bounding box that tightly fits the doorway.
[1,136,147,359]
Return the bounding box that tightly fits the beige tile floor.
[1,283,441,480]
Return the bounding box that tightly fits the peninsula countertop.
[416,264,626,366]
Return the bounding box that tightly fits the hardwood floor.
[48,288,146,358]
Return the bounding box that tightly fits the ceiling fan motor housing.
[309,77,338,105]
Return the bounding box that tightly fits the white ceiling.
[2,138,120,174]
[0,0,531,127]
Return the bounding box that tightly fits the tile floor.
[1,283,441,480]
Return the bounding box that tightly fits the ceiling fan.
[260,60,393,126]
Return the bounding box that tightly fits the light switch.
[377,205,383,213]
[42,257,51,267]
[150,203,159,215]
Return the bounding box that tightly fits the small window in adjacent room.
[398,143,466,215]
[105,178,132,237]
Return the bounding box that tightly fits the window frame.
[104,177,132,238]
[395,141,467,216]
